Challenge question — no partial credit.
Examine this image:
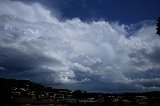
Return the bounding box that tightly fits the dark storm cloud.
[0,45,62,72]
[129,47,160,66]
[146,47,160,64]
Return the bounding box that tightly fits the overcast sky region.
[0,0,160,92]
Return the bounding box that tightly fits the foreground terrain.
[0,78,160,106]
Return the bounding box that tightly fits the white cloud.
[0,67,6,70]
[0,0,160,91]
[0,0,58,23]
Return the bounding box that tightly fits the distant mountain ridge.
[0,77,44,88]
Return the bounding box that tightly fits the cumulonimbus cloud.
[0,0,160,92]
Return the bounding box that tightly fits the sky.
[0,0,160,92]
[21,0,160,24]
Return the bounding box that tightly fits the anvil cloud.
[0,0,160,92]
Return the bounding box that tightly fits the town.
[0,78,160,106]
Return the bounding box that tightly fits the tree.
[156,17,160,35]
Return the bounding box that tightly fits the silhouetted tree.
[156,17,160,35]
